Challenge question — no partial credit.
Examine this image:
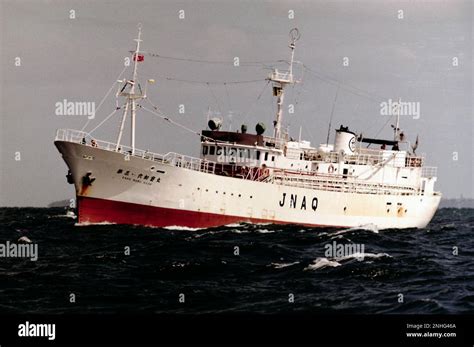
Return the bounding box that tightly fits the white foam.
[332,223,379,236]
[231,229,251,234]
[194,231,220,238]
[304,257,341,271]
[163,225,203,231]
[172,262,187,268]
[335,252,391,261]
[17,236,32,243]
[74,221,116,226]
[257,229,275,234]
[270,261,300,269]
[49,214,77,219]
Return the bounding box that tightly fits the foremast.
[115,24,147,155]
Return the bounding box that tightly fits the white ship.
[54,27,441,229]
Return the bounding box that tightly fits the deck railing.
[269,70,294,83]
[305,148,425,168]
[55,128,216,174]
[270,172,419,196]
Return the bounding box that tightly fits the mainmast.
[115,24,146,155]
[268,28,300,139]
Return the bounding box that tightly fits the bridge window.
[209,146,215,155]
[202,146,208,155]
[247,149,251,159]
[272,156,275,162]
[256,151,261,160]
[216,146,222,155]
[264,152,269,161]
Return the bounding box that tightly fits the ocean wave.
[332,224,379,236]
[257,229,275,234]
[304,252,390,271]
[74,221,116,226]
[334,252,391,261]
[163,225,203,231]
[304,257,342,271]
[193,231,221,238]
[231,229,251,234]
[269,261,300,269]
[49,214,77,219]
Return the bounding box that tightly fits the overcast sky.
[0,0,472,206]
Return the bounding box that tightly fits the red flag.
[133,53,144,62]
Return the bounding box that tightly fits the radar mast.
[268,28,300,139]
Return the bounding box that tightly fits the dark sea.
[0,207,473,315]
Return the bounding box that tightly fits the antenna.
[228,111,234,131]
[392,97,401,142]
[288,28,300,78]
[326,85,339,145]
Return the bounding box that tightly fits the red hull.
[78,196,274,228]
[77,196,338,228]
